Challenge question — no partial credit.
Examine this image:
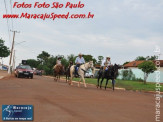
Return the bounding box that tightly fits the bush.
[121,69,135,80]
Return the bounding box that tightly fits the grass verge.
[70,78,163,92]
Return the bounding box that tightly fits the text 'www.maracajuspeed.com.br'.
[3,12,94,20]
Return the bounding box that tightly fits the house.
[118,60,163,82]
[124,60,163,69]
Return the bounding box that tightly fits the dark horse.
[97,64,120,91]
[53,64,65,82]
[65,61,73,82]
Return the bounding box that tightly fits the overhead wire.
[3,0,11,46]
[9,0,14,30]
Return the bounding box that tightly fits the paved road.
[0,75,162,122]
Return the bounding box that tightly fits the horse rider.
[101,56,111,71]
[53,57,62,70]
[68,60,73,68]
[75,53,85,77]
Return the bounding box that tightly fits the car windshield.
[18,65,32,70]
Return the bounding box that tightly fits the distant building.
[124,60,163,69]
[118,60,163,82]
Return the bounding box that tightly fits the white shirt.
[101,59,111,67]
[75,57,85,64]
[56,60,61,65]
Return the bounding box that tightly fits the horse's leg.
[67,71,70,83]
[53,71,55,81]
[56,75,58,82]
[69,76,71,85]
[66,73,67,82]
[57,74,59,82]
[97,74,101,88]
[78,77,81,87]
[81,76,87,88]
[54,74,57,81]
[58,74,60,82]
[105,78,109,90]
[70,71,73,85]
[100,77,104,89]
[112,79,115,91]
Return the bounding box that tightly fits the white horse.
[69,61,94,87]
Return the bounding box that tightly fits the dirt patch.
[0,70,14,80]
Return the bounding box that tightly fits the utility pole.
[12,50,15,72]
[8,30,19,74]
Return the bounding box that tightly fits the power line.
[3,0,11,46]
[10,0,14,30]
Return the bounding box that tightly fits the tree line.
[0,38,158,82]
[26,51,102,75]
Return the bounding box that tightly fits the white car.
[85,68,94,78]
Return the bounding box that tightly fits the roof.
[94,64,101,69]
[124,60,163,67]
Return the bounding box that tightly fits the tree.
[61,57,69,68]
[67,54,76,63]
[121,69,135,80]
[26,59,39,68]
[0,39,10,58]
[83,54,97,64]
[123,61,130,65]
[98,56,104,65]
[46,56,57,74]
[37,51,50,64]
[135,55,158,61]
[36,55,56,75]
[138,61,157,84]
[135,56,146,61]
[146,55,158,60]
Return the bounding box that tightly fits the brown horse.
[53,64,64,82]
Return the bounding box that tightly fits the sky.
[0,0,163,66]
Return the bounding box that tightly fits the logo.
[2,105,33,121]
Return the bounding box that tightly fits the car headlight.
[30,72,33,74]
[18,71,23,73]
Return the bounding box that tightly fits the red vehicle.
[15,65,33,79]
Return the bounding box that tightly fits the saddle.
[76,64,87,73]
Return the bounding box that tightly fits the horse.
[97,64,120,91]
[65,64,73,82]
[53,64,65,82]
[69,61,94,87]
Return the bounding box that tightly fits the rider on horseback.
[53,57,62,70]
[75,53,85,77]
[101,56,111,71]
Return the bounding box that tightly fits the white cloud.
[1,0,163,66]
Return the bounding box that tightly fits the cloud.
[1,0,163,65]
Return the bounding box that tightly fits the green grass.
[69,78,163,92]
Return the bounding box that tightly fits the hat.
[78,53,82,56]
[58,57,62,59]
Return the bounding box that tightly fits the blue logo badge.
[2,105,33,121]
